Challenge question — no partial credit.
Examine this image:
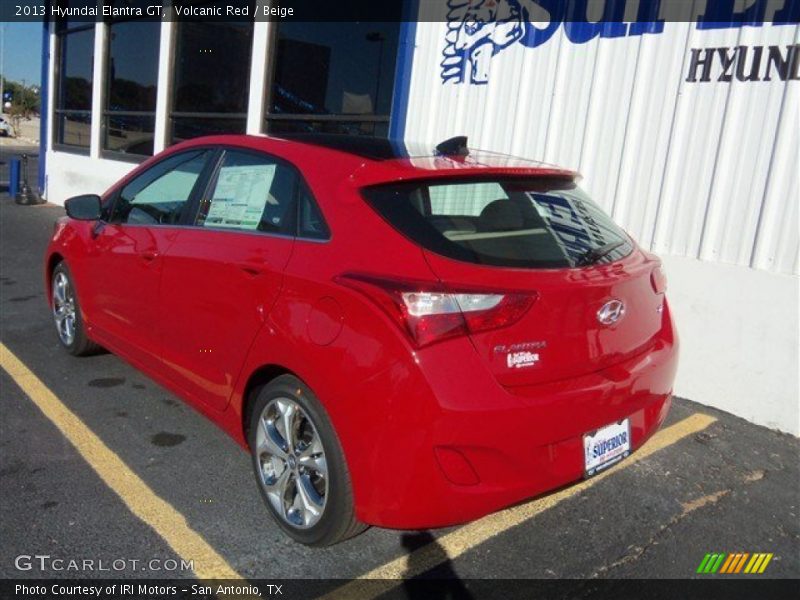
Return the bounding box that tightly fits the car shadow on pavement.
[401,532,474,599]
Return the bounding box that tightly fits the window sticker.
[205,164,277,230]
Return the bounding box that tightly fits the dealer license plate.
[583,419,631,477]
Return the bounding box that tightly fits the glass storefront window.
[266,21,401,137]
[170,117,248,143]
[103,11,160,157]
[54,17,95,150]
[169,21,254,144]
[266,117,390,138]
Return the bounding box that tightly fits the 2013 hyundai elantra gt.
[45,134,678,546]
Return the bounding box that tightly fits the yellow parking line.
[326,411,717,599]
[0,342,242,580]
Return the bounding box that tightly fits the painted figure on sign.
[441,0,526,84]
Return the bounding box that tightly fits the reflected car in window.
[0,116,12,137]
[45,134,678,546]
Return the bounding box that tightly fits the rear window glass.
[363,178,633,269]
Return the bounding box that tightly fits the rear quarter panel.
[227,179,448,520]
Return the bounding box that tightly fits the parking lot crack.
[588,467,772,579]
[588,489,731,579]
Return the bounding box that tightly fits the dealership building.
[37,1,799,434]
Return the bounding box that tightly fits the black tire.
[248,374,366,546]
[51,262,102,356]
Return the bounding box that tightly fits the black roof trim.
[275,133,426,161]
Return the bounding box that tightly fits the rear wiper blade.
[575,241,625,266]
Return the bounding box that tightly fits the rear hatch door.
[364,175,665,387]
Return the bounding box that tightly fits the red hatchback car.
[45,134,678,545]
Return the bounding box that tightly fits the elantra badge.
[597,300,625,325]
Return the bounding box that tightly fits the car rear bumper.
[353,328,678,529]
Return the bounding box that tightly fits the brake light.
[650,265,667,294]
[335,273,536,348]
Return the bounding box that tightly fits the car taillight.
[335,273,536,348]
[651,265,667,294]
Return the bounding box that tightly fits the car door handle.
[238,265,263,277]
[140,250,159,262]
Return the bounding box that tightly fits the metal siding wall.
[405,21,800,276]
[751,28,800,274]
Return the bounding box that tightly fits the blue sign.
[441,0,799,84]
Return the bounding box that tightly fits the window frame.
[184,146,332,242]
[297,177,331,241]
[53,16,96,155]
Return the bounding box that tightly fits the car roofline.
[163,134,580,184]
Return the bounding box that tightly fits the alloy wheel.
[52,271,76,346]
[255,397,328,529]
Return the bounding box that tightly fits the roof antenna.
[435,136,469,157]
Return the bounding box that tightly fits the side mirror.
[64,194,102,221]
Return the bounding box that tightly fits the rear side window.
[197,150,298,234]
[363,178,633,269]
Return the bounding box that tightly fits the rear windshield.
[363,178,633,269]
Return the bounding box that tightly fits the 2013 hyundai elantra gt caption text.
[45,134,678,546]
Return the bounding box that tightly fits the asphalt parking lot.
[0,196,798,588]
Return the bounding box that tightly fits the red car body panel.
[45,134,678,529]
